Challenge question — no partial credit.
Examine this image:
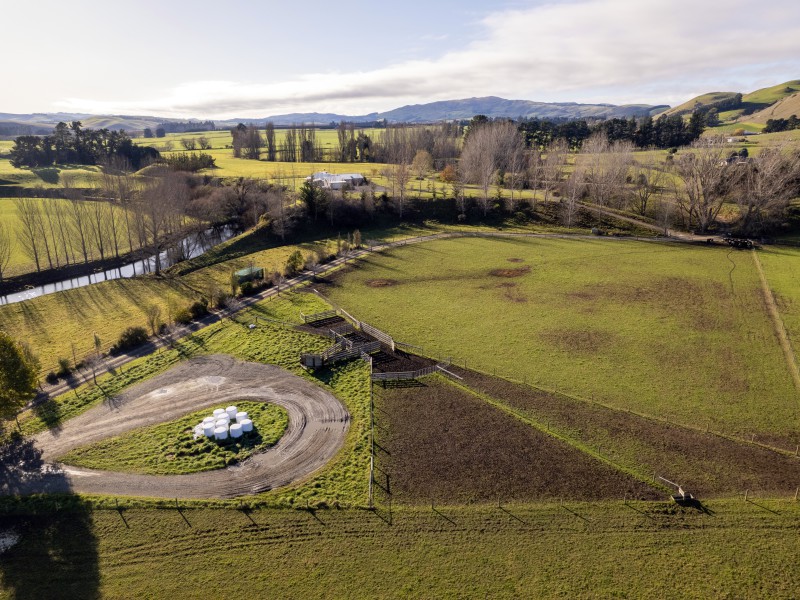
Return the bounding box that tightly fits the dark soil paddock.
[375,377,659,504]
[454,368,800,497]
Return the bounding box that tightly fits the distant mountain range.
[0,97,669,135]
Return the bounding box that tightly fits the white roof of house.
[309,171,364,182]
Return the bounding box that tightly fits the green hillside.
[663,92,739,117]
[747,92,800,124]
[743,80,800,105]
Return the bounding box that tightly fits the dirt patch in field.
[375,378,659,503]
[489,266,531,278]
[507,257,525,263]
[540,329,616,354]
[452,368,800,497]
[566,276,733,332]
[365,278,399,288]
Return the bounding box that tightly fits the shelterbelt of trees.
[9,121,159,169]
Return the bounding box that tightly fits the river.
[0,225,238,305]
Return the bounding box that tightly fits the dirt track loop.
[24,355,350,498]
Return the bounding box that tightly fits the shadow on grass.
[498,505,526,524]
[0,437,99,599]
[30,167,60,185]
[31,398,63,432]
[378,379,427,389]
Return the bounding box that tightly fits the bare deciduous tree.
[562,165,585,228]
[460,121,520,215]
[735,144,800,235]
[540,138,568,205]
[412,150,433,197]
[581,133,633,209]
[264,122,276,161]
[673,137,740,232]
[14,197,43,272]
[0,222,13,282]
[144,304,161,335]
[630,154,667,216]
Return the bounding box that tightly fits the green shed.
[235,266,264,283]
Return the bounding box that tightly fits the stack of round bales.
[196,405,256,441]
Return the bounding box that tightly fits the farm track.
[13,355,349,498]
[751,250,800,393]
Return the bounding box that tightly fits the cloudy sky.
[4,0,800,118]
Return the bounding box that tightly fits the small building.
[235,266,264,283]
[307,171,365,190]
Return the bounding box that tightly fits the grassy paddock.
[0,197,140,275]
[321,236,799,441]
[0,501,798,599]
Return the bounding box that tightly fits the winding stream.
[0,224,237,305]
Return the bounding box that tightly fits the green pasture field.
[321,236,799,441]
[1,501,798,599]
[757,246,800,355]
[0,277,198,373]
[0,221,453,375]
[134,127,384,152]
[0,197,140,275]
[742,79,800,105]
[61,401,289,475]
[0,158,103,189]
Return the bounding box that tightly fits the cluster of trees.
[764,115,800,133]
[162,152,216,172]
[2,168,230,278]
[179,137,212,150]
[336,121,373,162]
[231,122,321,162]
[0,331,39,429]
[517,113,705,151]
[671,139,800,234]
[227,121,461,166]
[10,122,159,169]
[153,121,215,134]
[594,113,706,148]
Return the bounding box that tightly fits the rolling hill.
[746,92,800,124]
[662,92,740,117]
[663,79,800,125]
[1,97,669,135]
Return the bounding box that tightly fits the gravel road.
[17,355,350,499]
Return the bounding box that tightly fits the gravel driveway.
[18,355,350,499]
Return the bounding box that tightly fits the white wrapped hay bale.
[203,424,215,438]
[226,406,238,420]
[240,419,253,433]
[230,423,243,438]
[214,426,229,440]
[235,411,248,423]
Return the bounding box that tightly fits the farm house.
[307,171,366,190]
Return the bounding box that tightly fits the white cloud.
[55,0,800,118]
